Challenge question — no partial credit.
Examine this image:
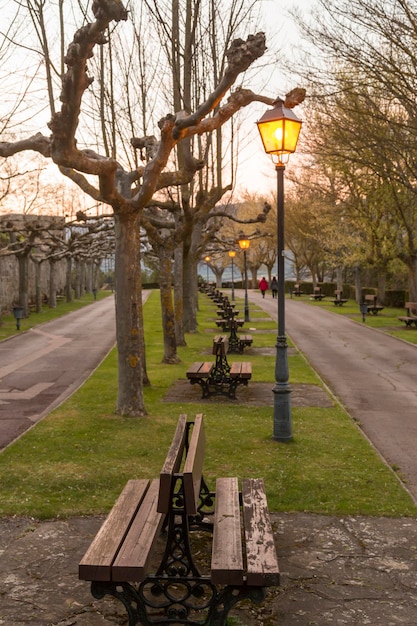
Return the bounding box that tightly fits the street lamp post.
[204,255,210,285]
[256,98,302,442]
[238,237,250,322]
[228,250,236,301]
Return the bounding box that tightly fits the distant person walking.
[271,276,278,299]
[259,276,268,298]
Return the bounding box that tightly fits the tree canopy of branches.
[0,0,305,416]
[289,0,417,299]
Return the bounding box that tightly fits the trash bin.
[13,306,24,330]
[359,302,368,323]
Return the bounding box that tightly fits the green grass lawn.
[0,290,416,520]
[0,290,112,341]
[303,295,417,344]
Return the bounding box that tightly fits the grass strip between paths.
[0,290,416,520]
[0,290,111,341]
[302,296,417,344]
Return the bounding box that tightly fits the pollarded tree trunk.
[33,259,43,312]
[86,259,93,293]
[17,253,30,317]
[183,251,199,333]
[354,265,362,303]
[93,260,100,291]
[114,212,146,416]
[74,258,81,299]
[406,256,417,302]
[49,259,57,307]
[65,256,73,302]
[174,243,186,346]
[377,268,386,303]
[182,219,205,333]
[336,266,343,292]
[80,260,86,297]
[213,267,224,289]
[159,246,180,364]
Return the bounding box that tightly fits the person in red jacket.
[259,276,268,298]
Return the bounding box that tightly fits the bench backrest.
[157,414,205,516]
[183,414,205,515]
[405,302,417,314]
[364,294,377,303]
[212,335,228,356]
[314,286,321,294]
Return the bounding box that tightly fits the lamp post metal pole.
[231,256,235,301]
[204,256,210,284]
[243,249,250,322]
[273,162,293,441]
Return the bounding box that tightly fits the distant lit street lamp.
[204,255,210,284]
[257,97,302,442]
[238,237,250,322]
[228,250,236,301]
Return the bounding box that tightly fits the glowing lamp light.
[238,238,250,250]
[256,98,302,156]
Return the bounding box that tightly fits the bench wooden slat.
[186,362,213,378]
[242,478,280,586]
[229,362,241,376]
[211,477,244,585]
[240,362,252,378]
[158,413,188,513]
[183,414,205,515]
[78,479,150,581]
[403,302,417,318]
[230,362,252,379]
[112,479,164,582]
[398,303,417,326]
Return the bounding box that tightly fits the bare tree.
[0,1,305,416]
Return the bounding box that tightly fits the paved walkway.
[246,290,417,504]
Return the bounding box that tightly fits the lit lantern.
[256,98,302,157]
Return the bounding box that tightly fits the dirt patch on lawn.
[164,380,334,407]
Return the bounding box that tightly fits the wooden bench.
[215,316,244,331]
[216,305,239,319]
[186,336,252,398]
[212,290,225,304]
[310,286,325,301]
[398,302,417,327]
[214,332,252,355]
[364,294,384,315]
[79,414,279,626]
[237,333,253,351]
[185,361,214,397]
[293,283,303,296]
[226,318,253,354]
[333,290,348,306]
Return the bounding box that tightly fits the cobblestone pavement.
[1,513,417,625]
